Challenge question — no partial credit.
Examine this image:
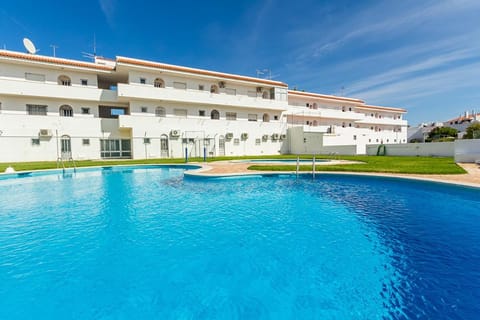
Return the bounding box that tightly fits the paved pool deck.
[187,161,480,188]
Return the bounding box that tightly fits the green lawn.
[0,155,466,175]
[248,155,466,175]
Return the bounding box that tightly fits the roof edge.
[116,56,288,87]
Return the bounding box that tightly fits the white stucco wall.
[365,142,455,157]
[454,139,480,163]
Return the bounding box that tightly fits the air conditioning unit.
[225,132,234,139]
[218,81,226,88]
[241,133,248,140]
[170,129,180,137]
[39,129,52,137]
[262,134,269,141]
[271,133,279,140]
[256,87,263,93]
[280,134,287,140]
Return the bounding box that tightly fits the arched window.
[59,105,73,117]
[262,91,269,99]
[312,103,318,110]
[154,78,165,88]
[211,109,220,120]
[155,106,166,117]
[312,120,318,126]
[210,85,219,94]
[58,75,71,86]
[263,113,270,122]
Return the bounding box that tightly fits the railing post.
[296,155,300,179]
[312,154,316,179]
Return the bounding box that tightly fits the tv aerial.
[23,38,37,54]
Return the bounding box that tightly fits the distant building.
[444,111,480,138]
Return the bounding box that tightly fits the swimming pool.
[0,166,479,318]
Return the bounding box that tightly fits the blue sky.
[1,0,479,125]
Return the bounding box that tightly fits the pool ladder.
[57,156,77,173]
[295,155,316,180]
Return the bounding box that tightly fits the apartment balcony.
[355,117,408,126]
[0,78,118,102]
[117,83,288,111]
[285,107,364,121]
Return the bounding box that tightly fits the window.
[226,112,237,120]
[141,107,148,113]
[342,106,346,112]
[353,135,357,141]
[154,78,164,88]
[199,110,206,117]
[349,107,352,112]
[25,73,45,82]
[59,105,73,117]
[81,79,88,86]
[225,88,236,95]
[233,138,240,145]
[274,115,279,120]
[144,138,151,144]
[27,104,47,115]
[82,139,90,145]
[31,138,40,145]
[263,113,270,122]
[173,82,187,90]
[99,106,128,118]
[155,106,166,117]
[58,75,71,86]
[111,108,125,116]
[81,107,90,114]
[262,91,269,99]
[100,139,132,158]
[248,114,257,122]
[349,123,352,127]
[198,85,204,91]
[312,103,318,110]
[174,108,187,118]
[140,78,146,84]
[211,109,220,120]
[210,85,219,94]
[255,138,261,145]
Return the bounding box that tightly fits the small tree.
[463,122,480,139]
[427,127,458,142]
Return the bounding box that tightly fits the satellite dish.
[23,38,37,54]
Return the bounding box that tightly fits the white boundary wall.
[366,142,455,157]
[454,139,480,163]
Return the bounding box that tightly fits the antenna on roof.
[50,44,58,57]
[82,33,97,61]
[23,38,37,54]
[256,68,272,79]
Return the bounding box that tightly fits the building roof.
[0,50,114,71]
[116,56,288,87]
[356,104,407,113]
[287,90,365,103]
[446,113,480,123]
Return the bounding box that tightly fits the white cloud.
[99,0,116,28]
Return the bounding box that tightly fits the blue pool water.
[0,166,479,319]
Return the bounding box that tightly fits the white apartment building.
[0,49,407,162]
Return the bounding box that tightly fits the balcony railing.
[117,84,288,111]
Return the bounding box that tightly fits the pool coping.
[1,161,479,189]
[184,161,480,189]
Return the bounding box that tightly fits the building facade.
[0,49,407,162]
